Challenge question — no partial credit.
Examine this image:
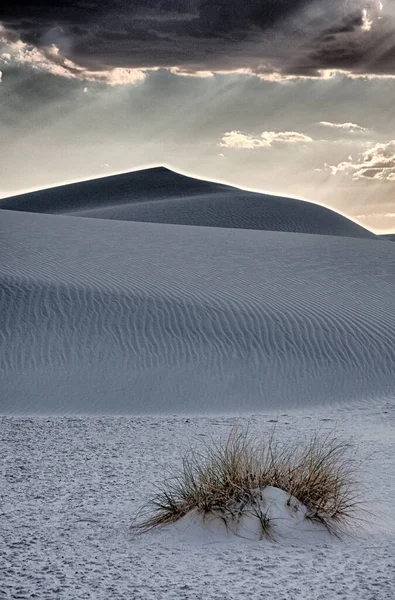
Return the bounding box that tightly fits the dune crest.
[0,167,374,238]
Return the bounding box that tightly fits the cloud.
[0,27,149,85]
[329,140,395,180]
[1,1,395,82]
[356,212,395,218]
[319,121,368,131]
[220,130,313,149]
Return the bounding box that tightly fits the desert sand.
[1,169,394,598]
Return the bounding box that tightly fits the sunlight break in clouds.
[0,27,148,86]
[329,140,395,180]
[361,7,374,31]
[220,131,313,149]
[319,122,368,132]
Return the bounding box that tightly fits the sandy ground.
[1,399,394,599]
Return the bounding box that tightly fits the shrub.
[134,426,360,538]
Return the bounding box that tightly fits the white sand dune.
[1,207,394,414]
[1,171,395,598]
[0,167,374,238]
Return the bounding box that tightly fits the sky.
[1,0,395,232]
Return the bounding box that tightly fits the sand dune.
[1,207,394,414]
[0,167,374,238]
[1,171,395,597]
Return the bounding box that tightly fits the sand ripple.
[1,210,394,413]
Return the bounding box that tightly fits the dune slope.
[0,167,374,238]
[1,208,394,414]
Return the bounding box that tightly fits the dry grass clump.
[135,427,360,537]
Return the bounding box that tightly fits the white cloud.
[169,67,215,78]
[328,140,395,180]
[356,211,395,220]
[92,68,147,86]
[219,130,313,149]
[0,28,149,86]
[356,212,395,218]
[318,121,368,132]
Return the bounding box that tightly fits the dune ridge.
[0,167,374,238]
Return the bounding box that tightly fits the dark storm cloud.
[1,0,394,78]
[0,0,312,69]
